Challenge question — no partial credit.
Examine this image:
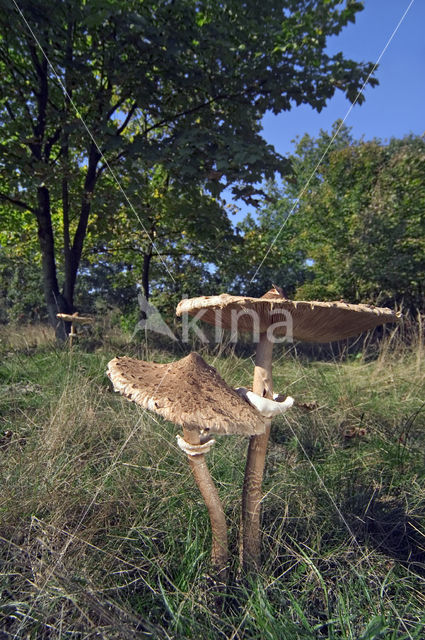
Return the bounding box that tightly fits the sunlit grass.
[0,324,424,638]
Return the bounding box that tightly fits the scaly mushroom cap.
[176,287,400,342]
[107,352,267,436]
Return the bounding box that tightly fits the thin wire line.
[256,359,416,636]
[11,0,175,283]
[258,374,362,545]
[279,407,415,637]
[250,0,416,283]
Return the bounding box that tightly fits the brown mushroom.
[107,352,267,581]
[176,287,400,569]
[56,312,94,347]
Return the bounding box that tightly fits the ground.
[0,323,424,639]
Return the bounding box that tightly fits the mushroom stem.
[69,322,76,348]
[241,331,274,569]
[182,427,229,582]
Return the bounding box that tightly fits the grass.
[0,323,424,639]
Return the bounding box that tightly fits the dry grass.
[0,322,55,351]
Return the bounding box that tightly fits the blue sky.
[232,0,424,223]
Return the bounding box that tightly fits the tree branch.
[44,126,62,161]
[27,40,43,79]
[105,96,127,121]
[140,85,259,138]
[16,84,36,126]
[93,245,204,259]
[0,191,35,213]
[4,101,16,121]
[98,102,138,158]
[116,102,137,136]
[98,86,261,172]
[95,162,109,180]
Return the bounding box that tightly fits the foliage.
[257,126,425,311]
[215,210,307,299]
[85,166,235,304]
[0,0,377,328]
[0,246,45,323]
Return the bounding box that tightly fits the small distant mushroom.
[176,286,400,569]
[56,312,94,347]
[107,352,267,582]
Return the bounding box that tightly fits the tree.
[86,165,234,299]
[267,127,425,312]
[0,0,378,336]
[215,192,308,298]
[350,137,425,310]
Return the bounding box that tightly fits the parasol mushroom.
[56,312,94,347]
[107,352,267,582]
[176,287,401,569]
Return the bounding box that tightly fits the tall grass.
[0,322,424,638]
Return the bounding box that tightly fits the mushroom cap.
[176,287,400,342]
[107,352,267,436]
[56,313,94,324]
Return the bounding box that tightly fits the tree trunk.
[63,143,101,309]
[142,247,153,300]
[29,44,68,338]
[62,19,73,314]
[35,185,69,339]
